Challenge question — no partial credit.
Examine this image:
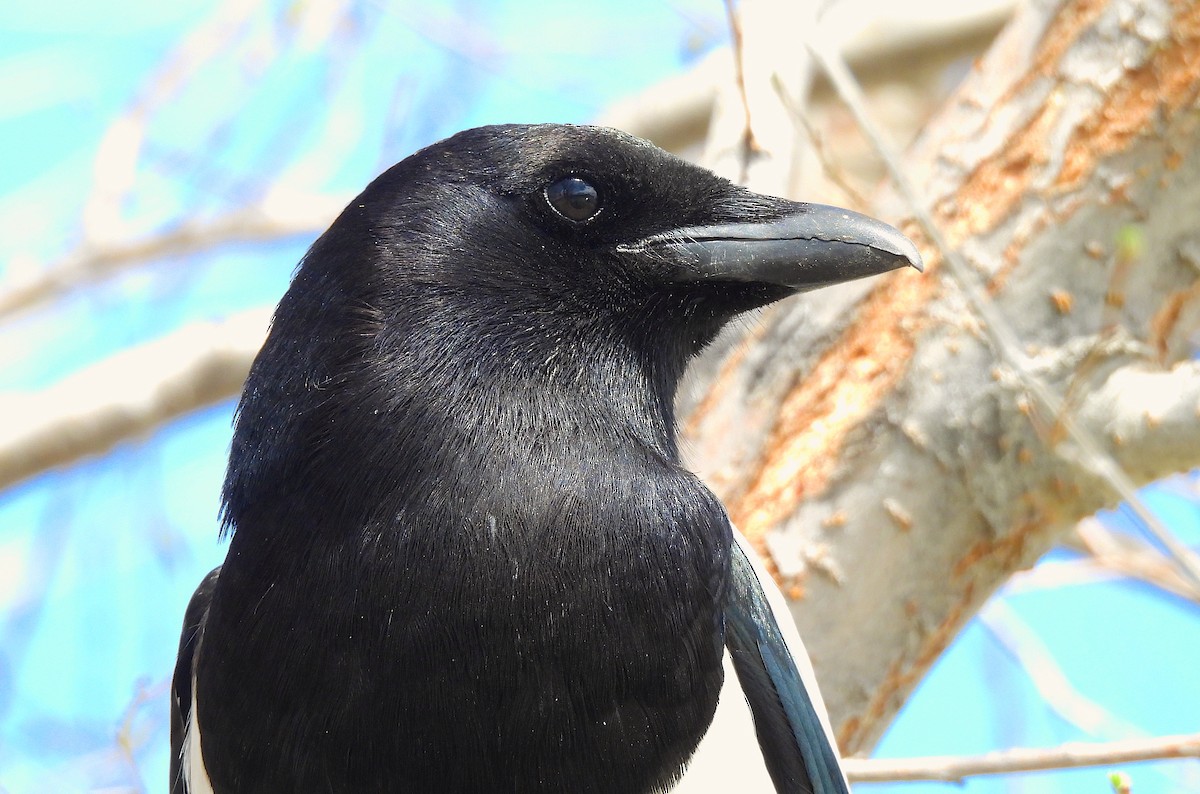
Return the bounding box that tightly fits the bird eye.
[544,177,600,223]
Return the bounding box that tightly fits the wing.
[171,567,221,794]
[724,528,849,794]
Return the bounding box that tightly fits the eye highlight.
[544,177,600,223]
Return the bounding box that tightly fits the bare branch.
[0,309,269,490]
[82,0,261,243]
[979,600,1143,737]
[1075,516,1200,605]
[702,0,820,194]
[844,733,1200,783]
[0,198,341,321]
[1077,361,1200,486]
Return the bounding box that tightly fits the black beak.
[620,203,923,292]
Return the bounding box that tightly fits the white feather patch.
[182,682,215,794]
[670,525,846,792]
[670,650,776,792]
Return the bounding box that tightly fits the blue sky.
[0,1,1197,791]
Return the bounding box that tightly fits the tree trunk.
[681,0,1200,754]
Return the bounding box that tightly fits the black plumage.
[172,123,920,794]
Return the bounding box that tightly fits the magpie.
[171,123,921,793]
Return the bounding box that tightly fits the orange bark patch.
[979,3,1200,293]
[1049,289,1074,314]
[950,0,1109,238]
[1057,2,1200,189]
[728,255,937,548]
[950,1,1200,240]
[953,510,1052,580]
[1005,0,1108,101]
[952,92,1063,240]
[1149,278,1200,361]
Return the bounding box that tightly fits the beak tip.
[907,250,925,274]
[896,234,924,274]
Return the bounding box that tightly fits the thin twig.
[769,73,870,208]
[0,202,339,320]
[1074,518,1200,605]
[1005,538,1200,604]
[979,600,1143,737]
[113,677,171,794]
[82,0,261,242]
[722,0,758,158]
[844,733,1200,783]
[1004,557,1131,593]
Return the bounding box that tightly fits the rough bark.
[680,0,1200,753]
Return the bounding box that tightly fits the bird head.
[315,123,921,377]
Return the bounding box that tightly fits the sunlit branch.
[844,733,1200,783]
[0,309,269,490]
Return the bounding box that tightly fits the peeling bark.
[680,0,1200,753]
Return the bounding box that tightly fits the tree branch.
[1077,361,1200,485]
[979,600,1143,737]
[844,733,1200,783]
[0,309,268,490]
[0,199,340,321]
[1074,516,1200,604]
